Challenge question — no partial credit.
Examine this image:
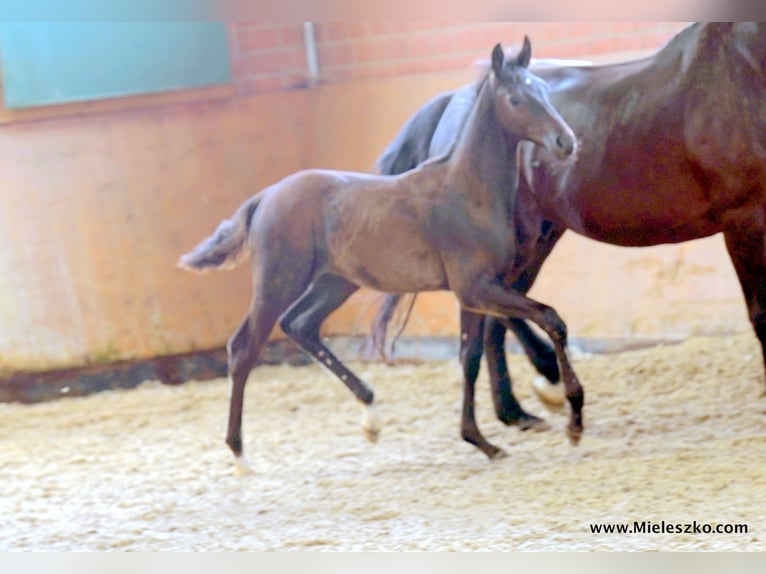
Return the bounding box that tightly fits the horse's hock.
[2,333,764,550]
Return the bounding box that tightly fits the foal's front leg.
[460,279,585,443]
[459,310,507,459]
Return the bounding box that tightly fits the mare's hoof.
[532,376,566,408]
[516,415,551,433]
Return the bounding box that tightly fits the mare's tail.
[178,192,263,272]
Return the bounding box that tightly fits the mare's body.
[370,22,766,426]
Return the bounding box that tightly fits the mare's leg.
[481,317,562,418]
[504,319,560,384]
[723,210,766,386]
[280,274,381,441]
[484,318,549,429]
[460,278,584,447]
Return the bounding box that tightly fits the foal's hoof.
[359,402,381,444]
[233,454,255,476]
[363,426,380,444]
[488,447,508,460]
[532,376,566,407]
[566,424,583,445]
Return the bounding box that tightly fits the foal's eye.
[508,95,521,106]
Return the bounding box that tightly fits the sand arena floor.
[2,333,766,551]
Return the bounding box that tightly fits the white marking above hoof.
[233,454,255,476]
[532,376,566,407]
[359,401,381,443]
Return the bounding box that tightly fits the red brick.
[396,60,421,76]
[409,22,443,32]
[369,22,400,36]
[239,27,281,53]
[405,33,435,58]
[386,36,409,60]
[230,52,247,81]
[244,50,292,76]
[345,22,371,40]
[279,24,304,49]
[354,38,388,63]
[329,22,349,42]
[495,22,533,45]
[316,22,347,43]
[455,25,493,54]
[290,46,308,71]
[429,29,457,56]
[318,43,355,68]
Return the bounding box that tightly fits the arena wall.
[1,21,745,377]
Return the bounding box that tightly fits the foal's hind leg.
[226,263,314,474]
[226,298,295,475]
[280,274,381,442]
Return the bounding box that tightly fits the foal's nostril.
[555,134,575,156]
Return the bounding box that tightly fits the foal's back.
[254,163,453,293]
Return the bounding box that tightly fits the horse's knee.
[541,307,567,343]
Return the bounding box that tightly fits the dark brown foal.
[180,38,580,473]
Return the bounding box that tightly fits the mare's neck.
[447,78,519,202]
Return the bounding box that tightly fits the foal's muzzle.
[552,130,577,159]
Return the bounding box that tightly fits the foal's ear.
[517,35,532,68]
[491,43,504,77]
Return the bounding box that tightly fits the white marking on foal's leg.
[532,376,566,407]
[359,401,381,443]
[233,453,254,476]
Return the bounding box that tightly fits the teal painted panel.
[0,22,232,109]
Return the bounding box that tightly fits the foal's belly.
[329,234,448,294]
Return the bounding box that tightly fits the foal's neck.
[447,78,520,203]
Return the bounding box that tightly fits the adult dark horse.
[180,39,578,473]
[369,22,766,430]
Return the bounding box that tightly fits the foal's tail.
[178,193,263,272]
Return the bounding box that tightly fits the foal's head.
[489,37,576,159]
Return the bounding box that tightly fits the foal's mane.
[416,69,493,168]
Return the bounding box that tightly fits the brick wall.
[230,22,688,92]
